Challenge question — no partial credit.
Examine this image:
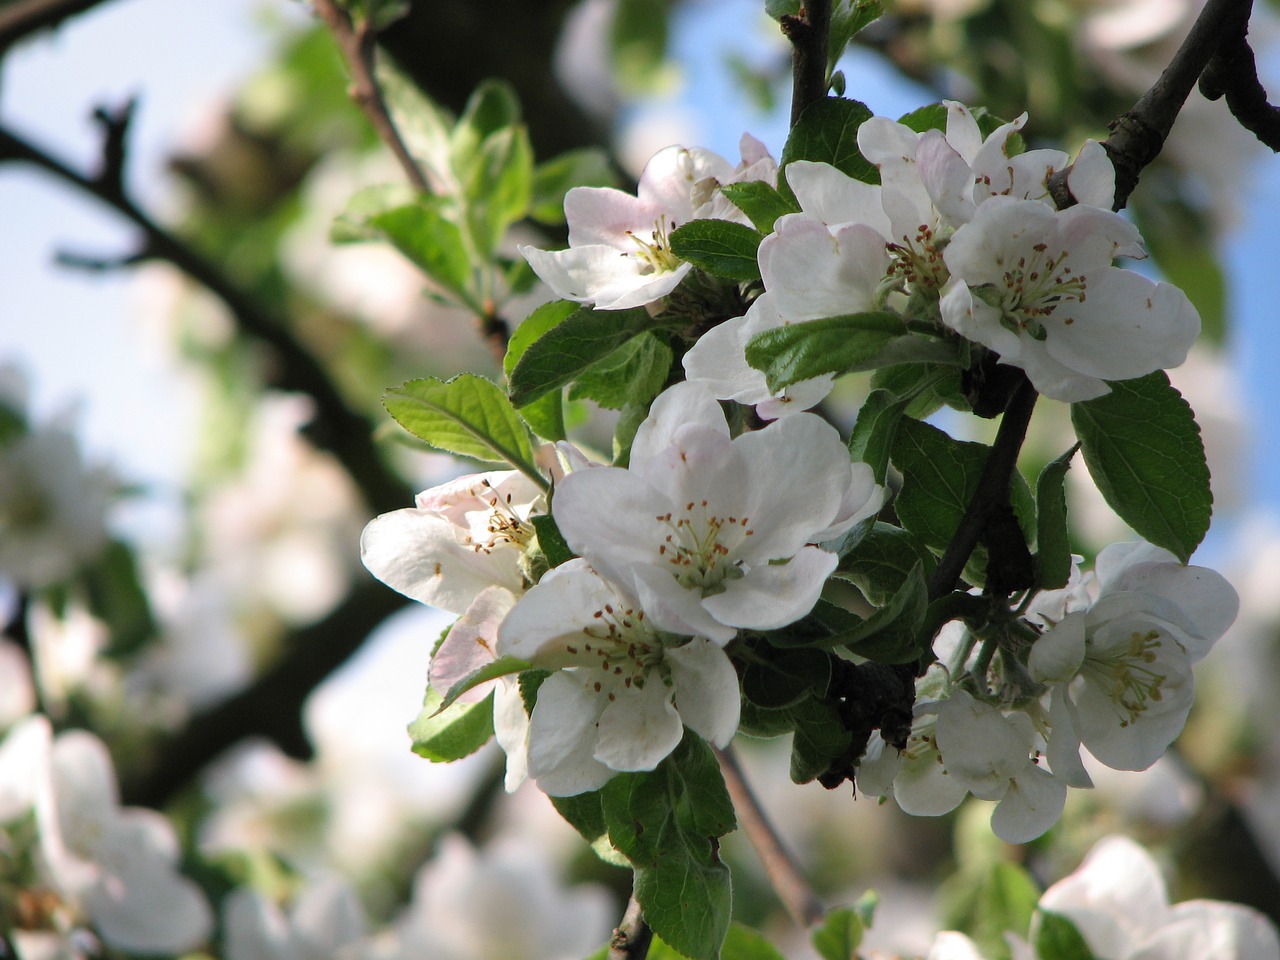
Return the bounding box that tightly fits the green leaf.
[603,734,736,960]
[848,388,913,485]
[789,695,853,784]
[871,363,967,419]
[376,60,453,187]
[719,181,800,233]
[781,97,877,191]
[1070,371,1211,562]
[837,523,937,606]
[722,923,788,960]
[505,301,577,442]
[811,904,866,960]
[569,333,673,411]
[551,790,629,867]
[532,514,576,569]
[941,860,1041,960]
[765,0,802,16]
[830,560,928,663]
[742,647,832,709]
[508,305,670,407]
[464,124,534,256]
[368,203,477,307]
[83,540,156,659]
[896,102,949,133]
[668,219,764,281]
[1034,446,1077,590]
[383,374,543,483]
[330,182,420,243]
[408,686,495,762]
[744,312,907,391]
[1035,911,1099,960]
[827,1,883,68]
[610,0,670,92]
[451,80,521,171]
[529,149,617,224]
[439,655,532,711]
[891,418,988,552]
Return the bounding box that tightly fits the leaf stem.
[716,745,825,930]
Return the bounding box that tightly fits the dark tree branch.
[1100,0,1253,209]
[1199,2,1280,150]
[0,0,117,51]
[782,0,833,128]
[607,894,653,960]
[0,118,412,518]
[927,375,1038,603]
[717,746,826,930]
[311,0,439,196]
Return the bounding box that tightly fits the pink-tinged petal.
[916,130,975,226]
[990,762,1066,843]
[630,380,730,471]
[361,508,522,614]
[526,671,614,795]
[1039,835,1170,956]
[431,586,518,702]
[636,145,704,221]
[944,101,986,162]
[564,186,667,247]
[785,161,891,234]
[413,470,536,519]
[667,639,741,747]
[760,216,889,320]
[938,278,1022,359]
[702,546,837,632]
[594,677,683,771]
[1046,271,1199,382]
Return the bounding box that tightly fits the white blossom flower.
[369,833,614,960]
[1030,541,1238,775]
[223,877,367,960]
[1034,835,1280,960]
[0,426,112,590]
[552,382,884,644]
[497,558,739,795]
[520,135,776,310]
[940,196,1199,401]
[0,716,213,956]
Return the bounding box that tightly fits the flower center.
[885,223,948,294]
[626,215,682,275]
[978,241,1088,340]
[564,601,671,697]
[1088,629,1168,726]
[462,478,534,555]
[654,499,754,595]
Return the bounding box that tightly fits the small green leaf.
[376,60,453,186]
[871,363,967,418]
[551,790,629,867]
[765,0,802,16]
[848,388,912,485]
[1034,446,1078,590]
[891,417,988,552]
[789,695,852,784]
[532,514,576,569]
[830,561,928,663]
[722,923,788,960]
[941,860,1041,960]
[384,375,545,487]
[464,124,534,256]
[896,102,949,133]
[451,80,521,171]
[368,203,477,307]
[781,97,878,192]
[669,219,764,281]
[1071,371,1211,562]
[408,686,495,761]
[1035,911,1099,960]
[508,305,671,407]
[811,904,866,960]
[744,312,908,390]
[439,655,532,711]
[529,149,617,224]
[330,183,420,243]
[569,333,673,411]
[610,0,670,93]
[603,734,735,960]
[837,522,937,606]
[827,1,883,68]
[719,181,800,233]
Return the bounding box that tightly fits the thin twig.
[782,0,834,128]
[926,376,1038,603]
[0,0,116,50]
[717,746,826,929]
[311,0,438,195]
[1199,0,1280,150]
[607,894,653,960]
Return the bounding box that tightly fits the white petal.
[667,639,741,747]
[1069,140,1117,209]
[990,762,1066,843]
[630,381,729,472]
[759,216,889,320]
[564,186,666,247]
[702,546,837,632]
[526,671,614,795]
[1029,612,1087,684]
[594,677,683,772]
[492,678,531,791]
[1134,901,1280,960]
[786,160,890,234]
